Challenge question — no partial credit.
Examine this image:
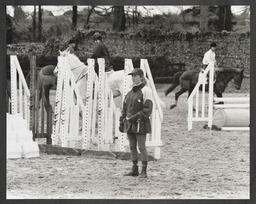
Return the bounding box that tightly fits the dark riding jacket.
[92,41,110,69]
[119,81,153,134]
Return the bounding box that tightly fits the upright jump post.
[187,62,214,130]
[188,62,249,131]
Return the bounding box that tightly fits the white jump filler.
[187,62,249,131]
[51,54,163,159]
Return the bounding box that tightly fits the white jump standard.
[51,54,163,159]
[8,56,40,159]
[188,62,249,131]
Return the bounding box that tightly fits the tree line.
[7,5,249,44]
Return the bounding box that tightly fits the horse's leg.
[43,85,53,144]
[216,92,222,98]
[188,87,193,98]
[38,81,42,109]
[215,92,224,104]
[6,80,11,113]
[164,83,178,96]
[43,85,52,109]
[170,88,187,109]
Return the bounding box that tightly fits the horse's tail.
[164,71,184,96]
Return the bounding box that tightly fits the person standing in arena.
[119,68,153,178]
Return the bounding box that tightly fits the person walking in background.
[119,68,153,178]
[91,32,111,75]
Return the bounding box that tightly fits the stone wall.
[78,32,249,72]
[7,32,250,78]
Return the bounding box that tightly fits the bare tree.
[13,6,27,22]
[94,6,112,16]
[217,5,233,31]
[72,6,77,30]
[112,6,126,31]
[6,14,13,44]
[32,6,36,41]
[84,6,112,28]
[85,6,95,27]
[200,5,208,32]
[124,6,137,28]
[38,5,42,41]
[132,6,138,26]
[241,6,250,24]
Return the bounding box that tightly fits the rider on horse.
[202,42,222,72]
[91,32,124,98]
[91,32,112,75]
[202,42,223,83]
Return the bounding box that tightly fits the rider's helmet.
[93,32,102,41]
[210,42,217,48]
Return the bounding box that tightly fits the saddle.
[200,65,219,84]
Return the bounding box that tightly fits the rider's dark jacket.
[119,80,153,135]
[92,41,110,71]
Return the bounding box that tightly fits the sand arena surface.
[7,82,250,199]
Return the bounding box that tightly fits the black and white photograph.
[5,3,250,199]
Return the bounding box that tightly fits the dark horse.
[164,68,245,109]
[6,65,56,112]
[37,65,57,109]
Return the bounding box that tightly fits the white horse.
[106,69,132,98]
[54,50,89,104]
[54,51,165,109]
[54,50,132,103]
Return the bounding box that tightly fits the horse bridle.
[75,68,89,83]
[72,64,89,83]
[70,64,85,71]
[55,63,89,83]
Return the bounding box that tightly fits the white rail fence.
[8,55,40,159]
[52,56,163,159]
[52,56,87,148]
[97,58,123,151]
[212,97,249,131]
[188,62,249,131]
[10,55,30,128]
[188,62,214,130]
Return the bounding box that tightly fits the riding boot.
[124,160,139,176]
[139,161,148,178]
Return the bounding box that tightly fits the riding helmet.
[93,32,102,41]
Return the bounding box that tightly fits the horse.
[54,51,135,99]
[164,68,245,109]
[38,65,57,109]
[54,52,167,109]
[106,69,132,98]
[51,51,165,110]
[54,50,89,104]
